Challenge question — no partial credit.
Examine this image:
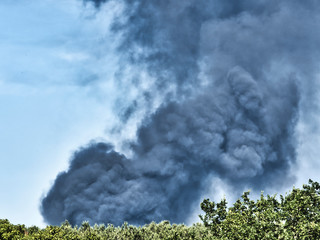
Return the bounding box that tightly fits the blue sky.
[1,0,320,227]
[0,0,121,226]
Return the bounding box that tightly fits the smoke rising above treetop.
[41,0,320,226]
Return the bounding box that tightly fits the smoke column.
[41,0,320,226]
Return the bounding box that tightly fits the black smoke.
[41,0,320,226]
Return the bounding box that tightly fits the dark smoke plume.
[41,0,320,226]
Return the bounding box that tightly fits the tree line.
[1,179,320,239]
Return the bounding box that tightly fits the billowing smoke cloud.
[41,0,320,226]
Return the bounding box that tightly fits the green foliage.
[0,219,26,240]
[199,179,320,239]
[1,180,320,239]
[0,219,212,240]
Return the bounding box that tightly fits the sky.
[1,0,320,227]
[0,0,121,226]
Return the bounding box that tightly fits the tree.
[199,179,320,239]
